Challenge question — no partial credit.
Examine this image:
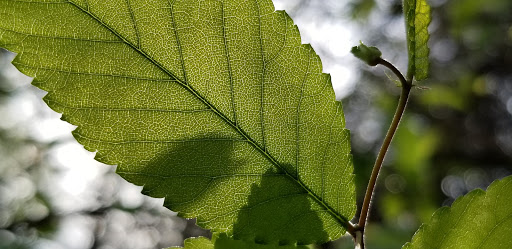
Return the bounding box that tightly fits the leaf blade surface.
[174,234,310,249]
[403,175,512,249]
[404,0,431,80]
[0,0,355,244]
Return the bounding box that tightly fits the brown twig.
[355,58,412,249]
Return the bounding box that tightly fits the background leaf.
[403,0,431,80]
[0,0,355,245]
[403,175,512,248]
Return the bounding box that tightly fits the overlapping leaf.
[403,175,512,248]
[0,0,355,245]
[176,237,213,249]
[404,0,431,80]
[174,234,309,249]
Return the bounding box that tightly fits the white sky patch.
[53,215,95,249]
[0,51,32,90]
[326,64,356,99]
[298,21,353,58]
[0,91,37,130]
[118,182,145,209]
[48,141,110,211]
[271,0,288,11]
[51,142,106,188]
[297,22,358,99]
[273,0,358,99]
[30,116,76,143]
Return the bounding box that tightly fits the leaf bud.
[351,42,382,66]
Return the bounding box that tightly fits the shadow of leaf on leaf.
[115,133,328,246]
[231,167,329,246]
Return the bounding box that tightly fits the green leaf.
[173,237,214,249]
[351,42,382,66]
[0,0,355,245]
[403,175,512,249]
[174,234,310,249]
[403,0,431,80]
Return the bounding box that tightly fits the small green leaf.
[0,0,355,245]
[173,237,214,249]
[173,234,310,249]
[403,0,431,80]
[403,175,512,249]
[216,233,310,249]
[351,42,382,66]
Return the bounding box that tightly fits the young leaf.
[403,175,512,248]
[174,234,310,249]
[403,0,431,80]
[351,42,382,66]
[0,0,355,245]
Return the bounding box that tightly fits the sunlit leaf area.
[0,0,511,248]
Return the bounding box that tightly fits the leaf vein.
[295,51,311,178]
[220,1,237,125]
[13,62,177,82]
[74,134,249,145]
[255,0,267,150]
[438,194,478,247]
[168,0,187,84]
[124,0,140,48]
[0,26,122,43]
[52,100,212,113]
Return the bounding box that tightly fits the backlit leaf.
[403,175,512,248]
[403,0,431,80]
[174,234,310,249]
[0,0,355,245]
[174,237,213,249]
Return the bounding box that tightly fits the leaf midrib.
[66,0,350,227]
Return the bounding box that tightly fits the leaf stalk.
[355,58,412,249]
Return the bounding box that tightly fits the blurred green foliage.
[342,0,512,247]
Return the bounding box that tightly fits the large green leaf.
[403,0,431,80]
[403,175,512,248]
[0,0,355,245]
